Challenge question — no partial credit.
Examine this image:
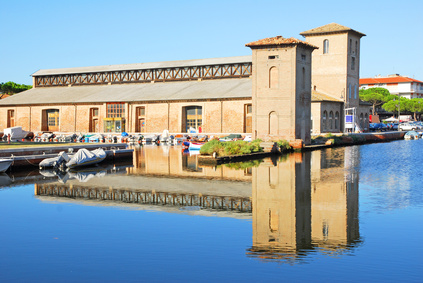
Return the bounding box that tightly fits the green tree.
[382,96,408,117]
[0,81,32,97]
[404,98,423,121]
[359,87,396,115]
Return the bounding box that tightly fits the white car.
[398,123,422,131]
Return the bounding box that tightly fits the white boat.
[65,148,106,169]
[0,159,13,172]
[188,142,205,150]
[39,151,73,169]
[3,126,31,140]
[404,131,419,140]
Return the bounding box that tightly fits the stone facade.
[301,23,369,133]
[0,23,370,137]
[0,99,251,134]
[246,37,316,144]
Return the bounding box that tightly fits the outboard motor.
[54,151,70,171]
[154,135,160,145]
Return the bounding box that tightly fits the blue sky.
[1,0,422,85]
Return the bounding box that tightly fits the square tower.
[300,23,366,109]
[246,36,317,145]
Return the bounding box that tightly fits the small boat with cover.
[66,148,106,169]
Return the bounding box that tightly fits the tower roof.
[245,36,318,49]
[300,23,366,37]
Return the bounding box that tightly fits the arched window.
[323,111,328,131]
[269,67,278,89]
[329,111,334,130]
[354,84,357,99]
[335,111,340,130]
[323,39,329,54]
[355,41,358,55]
[302,67,306,89]
[349,84,352,99]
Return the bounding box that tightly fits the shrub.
[199,139,225,155]
[277,139,292,151]
[199,139,263,156]
[324,133,334,138]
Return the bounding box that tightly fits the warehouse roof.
[32,55,253,76]
[0,78,252,106]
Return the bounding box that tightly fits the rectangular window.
[107,103,125,118]
[7,110,15,128]
[351,57,356,70]
[301,54,306,61]
[268,55,278,60]
[136,106,146,133]
[244,104,252,133]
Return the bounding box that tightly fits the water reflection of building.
[248,147,360,262]
[34,146,253,218]
[33,145,361,261]
[129,145,252,181]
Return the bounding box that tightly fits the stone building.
[300,23,370,133]
[0,23,369,140]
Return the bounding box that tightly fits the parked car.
[386,123,398,131]
[369,123,387,132]
[398,123,422,131]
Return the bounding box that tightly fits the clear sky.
[1,0,422,85]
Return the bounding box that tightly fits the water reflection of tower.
[248,147,360,263]
[311,147,360,253]
[249,153,312,261]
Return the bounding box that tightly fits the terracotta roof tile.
[300,23,366,37]
[360,76,423,85]
[245,36,318,49]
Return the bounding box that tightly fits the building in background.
[360,74,423,99]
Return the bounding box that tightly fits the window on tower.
[323,39,329,54]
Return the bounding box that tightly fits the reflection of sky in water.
[358,139,423,211]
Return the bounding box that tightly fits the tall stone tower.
[300,23,366,110]
[246,36,317,145]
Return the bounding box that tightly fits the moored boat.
[188,142,205,150]
[0,159,13,172]
[66,148,106,169]
[404,131,419,140]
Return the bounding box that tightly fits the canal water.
[0,140,422,282]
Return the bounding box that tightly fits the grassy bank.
[199,139,263,156]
